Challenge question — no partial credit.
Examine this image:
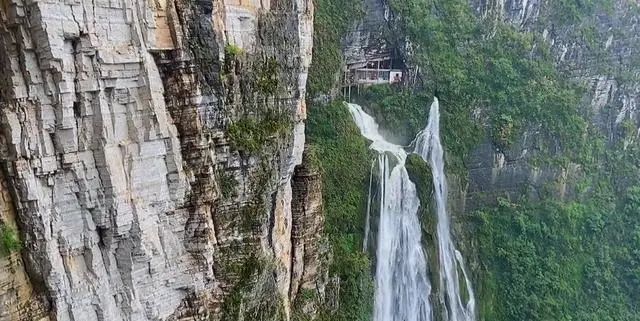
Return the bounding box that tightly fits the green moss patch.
[307,0,364,97]
[227,111,291,154]
[0,225,20,257]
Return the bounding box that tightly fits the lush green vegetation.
[384,1,640,320]
[0,224,20,256]
[477,189,640,320]
[306,101,374,321]
[354,85,429,144]
[220,257,287,321]
[389,0,588,159]
[227,111,291,154]
[217,168,238,199]
[304,1,374,318]
[225,44,243,58]
[307,0,363,97]
[475,123,640,320]
[306,0,640,320]
[256,58,280,95]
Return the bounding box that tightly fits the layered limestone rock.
[0,0,316,320]
[0,170,48,321]
[289,148,324,305]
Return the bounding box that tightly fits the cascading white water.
[414,98,476,321]
[348,104,432,321]
[348,98,476,321]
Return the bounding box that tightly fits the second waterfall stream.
[347,98,476,321]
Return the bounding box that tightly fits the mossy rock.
[0,225,21,257]
[405,154,443,318]
[227,111,292,154]
[256,58,280,95]
[220,257,288,321]
[217,168,238,200]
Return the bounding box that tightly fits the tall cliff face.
[0,0,317,320]
[342,0,390,65]
[289,149,325,317]
[449,2,640,320]
[465,0,640,209]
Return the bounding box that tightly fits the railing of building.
[343,69,403,85]
[354,68,391,83]
[340,56,414,101]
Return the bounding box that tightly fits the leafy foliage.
[475,122,640,321]
[388,0,587,162]
[225,44,243,58]
[307,101,375,321]
[256,58,280,95]
[220,257,288,321]
[217,168,238,199]
[227,111,291,154]
[477,189,640,321]
[0,225,20,256]
[354,85,430,144]
[307,0,363,97]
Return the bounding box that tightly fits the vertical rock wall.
[472,0,542,26]
[0,0,317,320]
[0,170,48,321]
[342,0,391,65]
[290,149,324,301]
[464,0,640,209]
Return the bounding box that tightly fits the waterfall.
[348,104,432,321]
[348,98,476,321]
[414,98,476,321]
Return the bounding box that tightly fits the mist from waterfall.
[348,98,476,321]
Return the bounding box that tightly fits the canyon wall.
[0,0,320,320]
[465,0,640,209]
